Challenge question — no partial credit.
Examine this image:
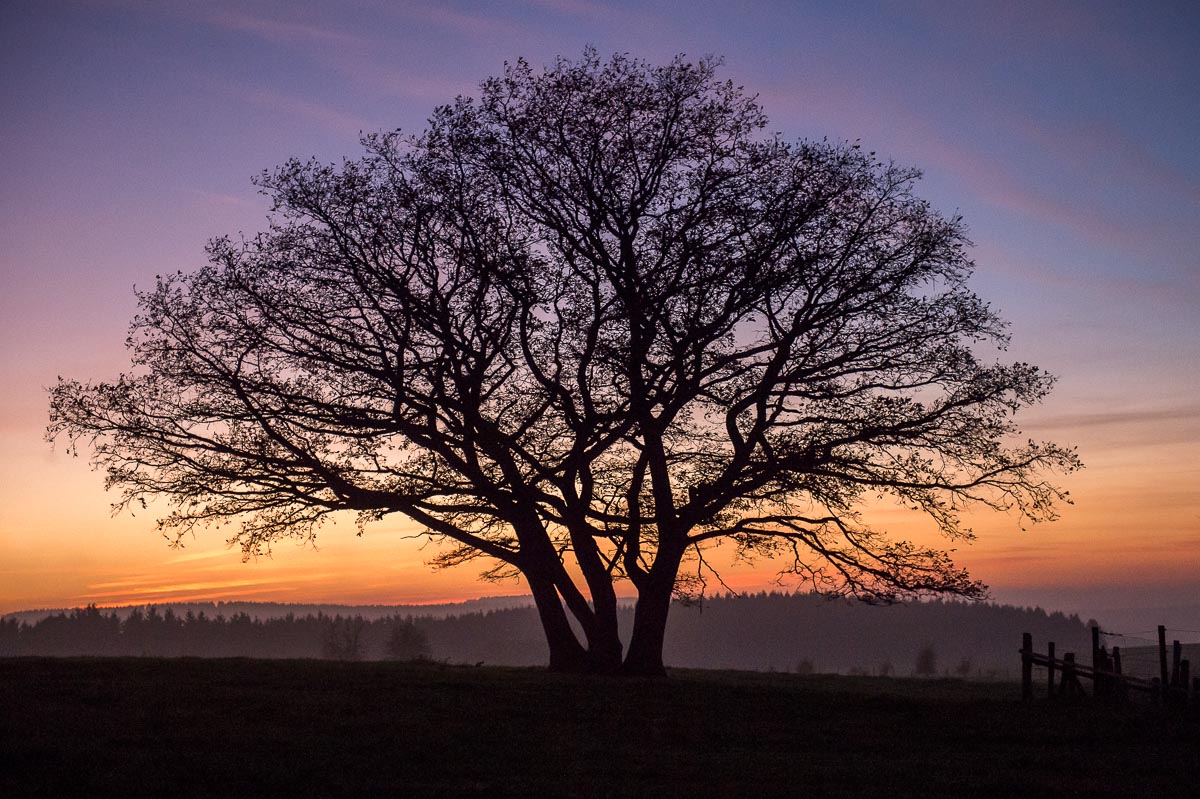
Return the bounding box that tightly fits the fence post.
[1112,646,1124,702]
[1061,652,1077,698]
[1046,641,1056,699]
[1171,640,1182,686]
[1022,632,1033,701]
[1158,625,1169,689]
[1091,626,1102,699]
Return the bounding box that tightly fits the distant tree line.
[0,605,429,661]
[417,592,1094,678]
[662,592,1094,677]
[1,593,1092,677]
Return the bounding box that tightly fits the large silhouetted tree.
[50,50,1079,675]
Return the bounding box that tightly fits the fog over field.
[3,593,1106,678]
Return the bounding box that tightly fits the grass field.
[2,657,1197,797]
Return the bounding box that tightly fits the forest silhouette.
[2,592,1091,677]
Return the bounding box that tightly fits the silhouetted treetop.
[49,49,1079,675]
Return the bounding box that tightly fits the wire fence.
[1098,628,1200,682]
[1022,624,1198,706]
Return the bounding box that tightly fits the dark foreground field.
[2,658,1196,798]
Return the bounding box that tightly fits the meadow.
[2,657,1196,797]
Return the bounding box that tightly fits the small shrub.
[915,645,937,676]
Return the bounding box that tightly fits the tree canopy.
[50,50,1079,675]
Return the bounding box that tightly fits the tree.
[49,50,1079,676]
[915,644,938,677]
[383,617,432,662]
[322,615,367,661]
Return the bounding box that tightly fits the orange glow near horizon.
[3,403,1196,616]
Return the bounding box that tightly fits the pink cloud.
[768,80,1176,256]
[1019,404,1200,438]
[922,138,1151,249]
[204,8,366,49]
[525,0,622,22]
[240,87,376,138]
[1017,118,1200,208]
[325,59,480,105]
[757,78,1114,238]
[404,4,522,39]
[188,189,263,211]
[904,0,1150,77]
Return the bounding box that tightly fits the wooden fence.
[1021,625,1197,707]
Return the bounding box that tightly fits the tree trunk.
[540,546,624,673]
[526,571,589,672]
[566,558,624,673]
[580,601,623,673]
[621,561,678,677]
[621,589,671,676]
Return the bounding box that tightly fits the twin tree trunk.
[523,547,682,677]
[533,587,674,677]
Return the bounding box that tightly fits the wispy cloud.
[757,23,1197,266]
[524,0,622,22]
[1020,405,1200,434]
[165,548,238,565]
[892,125,1165,257]
[188,189,265,212]
[759,78,1138,251]
[77,585,303,606]
[238,86,375,138]
[424,5,501,37]
[324,60,479,105]
[205,8,365,49]
[906,0,1154,78]
[1018,119,1200,209]
[81,570,343,604]
[86,577,269,597]
[401,3,522,39]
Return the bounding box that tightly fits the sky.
[1,0,1197,630]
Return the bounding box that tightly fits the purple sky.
[2,1,1197,628]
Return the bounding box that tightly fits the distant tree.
[383,617,432,661]
[955,657,973,678]
[49,50,1078,676]
[915,645,938,676]
[0,617,20,656]
[71,604,121,656]
[322,615,367,661]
